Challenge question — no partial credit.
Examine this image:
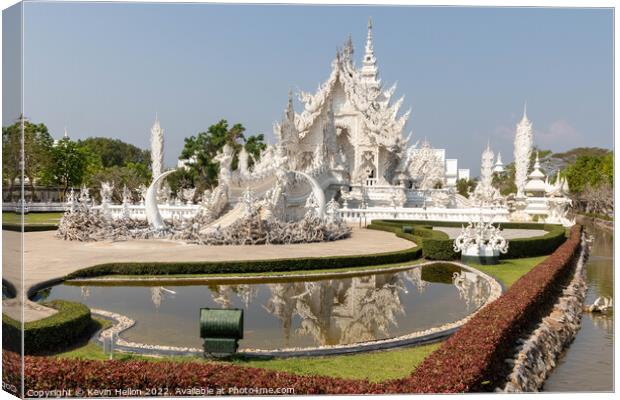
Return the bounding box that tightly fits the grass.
[55,323,440,383]
[236,344,441,382]
[465,256,547,288]
[2,212,62,225]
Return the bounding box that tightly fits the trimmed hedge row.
[3,350,379,395]
[2,300,92,355]
[394,224,583,392]
[4,226,583,394]
[2,223,58,232]
[66,232,422,279]
[370,220,566,260]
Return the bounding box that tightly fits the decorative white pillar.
[514,104,533,198]
[150,114,165,183]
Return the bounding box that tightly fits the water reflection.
[452,271,490,309]
[45,264,491,350]
[543,222,614,392]
[150,287,176,310]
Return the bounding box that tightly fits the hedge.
[2,300,92,355]
[369,220,566,260]
[2,223,58,232]
[4,226,583,394]
[392,224,583,392]
[66,230,422,279]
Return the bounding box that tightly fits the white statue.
[121,185,132,219]
[137,184,147,205]
[100,181,114,203]
[241,186,256,217]
[453,216,509,263]
[325,198,342,223]
[64,188,76,213]
[214,143,234,188]
[471,143,502,205]
[182,188,196,205]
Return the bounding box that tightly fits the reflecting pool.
[38,264,491,350]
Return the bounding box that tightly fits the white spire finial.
[63,126,69,139]
[522,102,528,120]
[361,17,378,86]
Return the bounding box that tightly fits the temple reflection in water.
[54,264,491,350]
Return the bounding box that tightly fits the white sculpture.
[453,216,509,264]
[290,170,326,220]
[241,186,256,217]
[137,184,147,205]
[471,143,502,205]
[121,185,132,219]
[514,104,533,198]
[584,296,613,313]
[182,187,196,205]
[150,114,164,183]
[64,189,76,213]
[79,185,91,205]
[145,170,176,231]
[405,140,445,190]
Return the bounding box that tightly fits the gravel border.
[89,262,502,358]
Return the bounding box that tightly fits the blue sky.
[3,3,614,175]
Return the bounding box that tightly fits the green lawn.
[2,212,62,225]
[236,344,440,382]
[465,256,547,288]
[56,333,439,383]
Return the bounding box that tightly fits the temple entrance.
[336,126,355,179]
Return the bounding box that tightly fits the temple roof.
[289,20,411,151]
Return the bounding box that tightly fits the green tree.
[456,178,477,198]
[564,153,613,193]
[87,163,152,203]
[43,138,97,200]
[78,137,150,168]
[2,117,54,201]
[179,119,266,190]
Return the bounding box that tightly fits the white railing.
[92,204,201,221]
[338,206,511,225]
[2,202,66,212]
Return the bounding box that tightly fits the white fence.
[93,204,201,221]
[338,206,511,225]
[2,202,66,212]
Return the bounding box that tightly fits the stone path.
[2,227,413,322]
[435,227,547,240]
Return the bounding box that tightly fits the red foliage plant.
[2,226,582,396]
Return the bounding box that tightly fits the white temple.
[86,19,573,229]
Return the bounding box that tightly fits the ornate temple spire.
[343,34,354,62]
[150,113,165,181]
[480,142,495,190]
[361,17,379,87]
[493,151,505,174]
[514,102,533,197]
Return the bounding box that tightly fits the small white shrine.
[453,217,509,265]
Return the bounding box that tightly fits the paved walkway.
[2,227,413,322]
[435,227,547,240]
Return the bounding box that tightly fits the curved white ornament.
[289,170,326,219]
[145,169,176,231]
